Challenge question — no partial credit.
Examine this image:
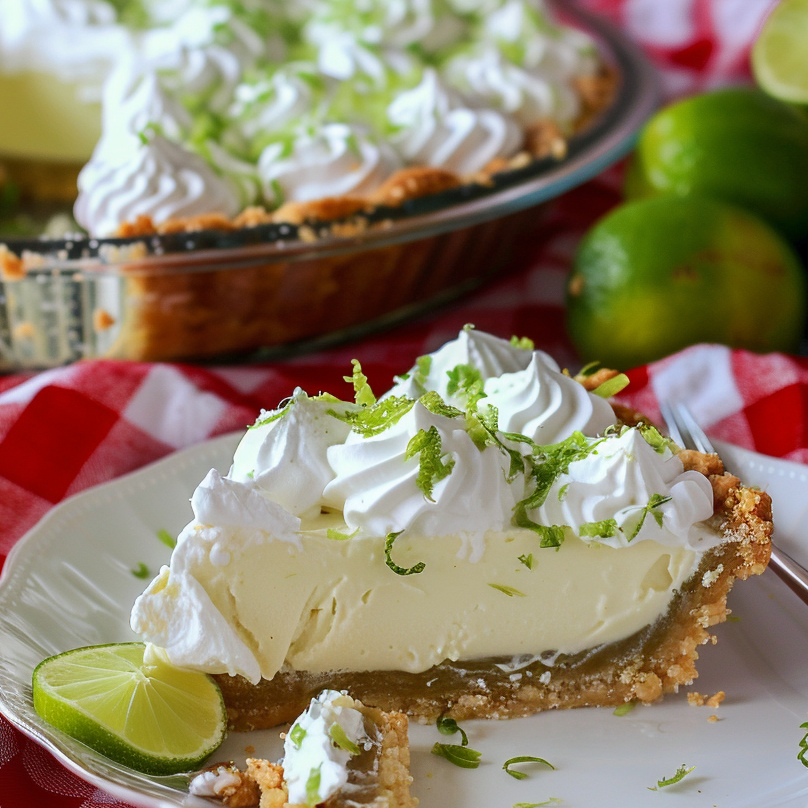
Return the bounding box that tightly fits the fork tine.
[676,404,716,454]
[658,401,685,447]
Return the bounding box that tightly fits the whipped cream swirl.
[323,401,520,559]
[387,328,615,443]
[387,328,534,399]
[534,428,716,550]
[388,68,522,175]
[445,45,582,129]
[230,390,357,519]
[258,122,402,204]
[74,133,242,236]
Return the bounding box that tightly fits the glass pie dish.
[0,6,658,371]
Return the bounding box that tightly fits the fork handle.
[768,546,808,606]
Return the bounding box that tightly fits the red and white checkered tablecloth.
[1,1,795,805]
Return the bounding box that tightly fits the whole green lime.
[624,87,808,241]
[566,196,807,369]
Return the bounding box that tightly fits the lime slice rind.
[752,0,808,105]
[32,642,226,776]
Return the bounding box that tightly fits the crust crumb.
[634,672,663,703]
[233,206,274,228]
[156,213,236,234]
[688,690,725,708]
[370,166,461,206]
[198,763,262,808]
[574,367,619,391]
[12,321,35,339]
[93,308,116,331]
[678,450,724,477]
[0,244,25,280]
[245,758,287,808]
[524,119,567,160]
[707,714,720,723]
[115,215,157,238]
[272,196,368,225]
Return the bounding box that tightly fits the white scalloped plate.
[1,434,808,808]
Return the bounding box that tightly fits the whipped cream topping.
[189,766,242,799]
[74,132,242,236]
[228,63,323,150]
[324,400,520,558]
[283,690,370,807]
[387,327,615,443]
[387,67,522,175]
[444,45,581,129]
[257,123,402,205]
[534,429,717,549]
[230,389,357,519]
[387,327,534,399]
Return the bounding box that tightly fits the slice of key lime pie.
[130,328,772,730]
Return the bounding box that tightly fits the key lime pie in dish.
[0,0,613,236]
[130,328,773,730]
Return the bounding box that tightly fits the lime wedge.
[752,0,808,105]
[32,643,227,775]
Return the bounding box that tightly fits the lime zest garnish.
[329,723,361,755]
[131,562,150,579]
[578,360,600,377]
[798,722,808,767]
[518,553,534,570]
[270,178,285,207]
[626,494,672,541]
[446,363,487,408]
[326,527,360,541]
[431,742,482,769]
[510,335,535,350]
[648,764,695,791]
[512,431,603,513]
[638,423,677,454]
[557,483,570,502]
[436,715,469,747]
[156,529,176,549]
[579,519,618,539]
[384,532,425,576]
[489,584,526,597]
[613,701,636,716]
[419,390,464,420]
[345,359,376,407]
[305,764,323,806]
[513,507,567,549]
[503,756,556,780]
[405,426,455,501]
[513,800,562,808]
[251,398,295,429]
[414,354,432,387]
[290,723,307,748]
[592,373,630,398]
[328,396,415,438]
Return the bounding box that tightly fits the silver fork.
[660,401,808,606]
